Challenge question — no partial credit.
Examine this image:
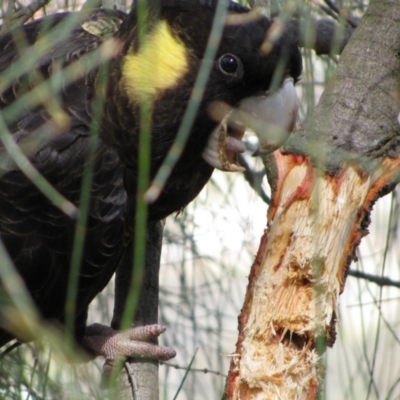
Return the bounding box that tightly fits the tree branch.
[348,269,400,289]
[224,1,400,398]
[110,220,165,400]
[288,17,354,55]
[323,0,358,28]
[0,0,52,34]
[11,0,50,23]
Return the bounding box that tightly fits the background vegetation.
[1,0,399,399]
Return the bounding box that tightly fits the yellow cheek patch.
[122,20,189,102]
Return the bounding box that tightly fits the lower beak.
[202,78,299,171]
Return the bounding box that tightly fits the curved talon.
[83,323,176,361]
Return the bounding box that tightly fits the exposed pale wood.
[225,152,400,399]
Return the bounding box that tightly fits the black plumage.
[0,1,301,354]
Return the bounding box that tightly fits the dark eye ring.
[218,53,244,82]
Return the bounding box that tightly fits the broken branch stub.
[224,1,400,399]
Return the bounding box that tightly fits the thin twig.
[238,154,270,204]
[324,0,339,14]
[324,0,358,28]
[161,361,227,378]
[319,4,339,21]
[172,349,198,400]
[1,0,52,34]
[348,269,400,289]
[12,0,51,25]
[0,340,21,360]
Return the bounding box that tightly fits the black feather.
[0,1,301,348]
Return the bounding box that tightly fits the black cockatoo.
[0,0,301,361]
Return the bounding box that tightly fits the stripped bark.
[224,1,400,398]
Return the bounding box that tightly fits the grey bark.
[283,0,400,175]
[223,1,400,398]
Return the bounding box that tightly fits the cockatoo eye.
[218,53,244,82]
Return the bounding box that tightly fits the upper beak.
[202,78,299,171]
[239,78,299,156]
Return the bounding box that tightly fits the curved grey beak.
[202,78,299,171]
[238,78,299,156]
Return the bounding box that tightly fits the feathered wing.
[0,1,302,361]
[0,10,128,345]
